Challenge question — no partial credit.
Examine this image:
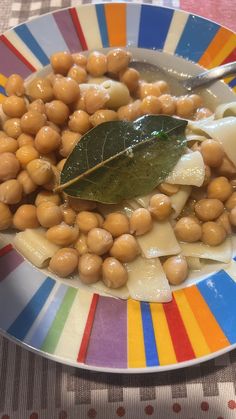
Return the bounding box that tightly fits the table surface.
[0,1,236,419]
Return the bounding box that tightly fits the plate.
[0,2,236,373]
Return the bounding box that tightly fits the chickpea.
[16,145,39,168]
[17,170,37,194]
[102,212,130,238]
[57,158,66,172]
[216,211,232,235]
[59,130,81,157]
[20,111,46,135]
[94,212,104,227]
[174,217,202,242]
[90,109,118,127]
[75,211,99,233]
[119,68,140,93]
[195,198,224,221]
[66,196,97,212]
[60,205,76,225]
[44,101,69,127]
[87,52,107,77]
[46,121,61,134]
[72,94,86,111]
[74,233,88,255]
[130,208,153,236]
[189,94,203,109]
[158,94,176,115]
[149,193,172,221]
[46,223,79,246]
[2,96,27,118]
[72,53,87,68]
[28,99,46,114]
[0,179,22,204]
[0,152,20,181]
[107,49,131,74]
[0,202,12,230]
[207,177,233,202]
[49,248,78,277]
[34,126,61,154]
[50,51,73,75]
[0,131,7,138]
[67,64,87,83]
[176,96,195,118]
[225,192,236,210]
[53,77,80,104]
[163,255,188,285]
[87,227,113,255]
[27,78,54,102]
[201,221,226,246]
[229,207,236,226]
[110,234,140,262]
[5,74,25,96]
[200,140,224,168]
[84,86,109,114]
[0,136,18,153]
[36,201,63,228]
[102,257,128,288]
[194,107,213,120]
[13,204,39,230]
[138,82,161,99]
[216,156,236,178]
[26,159,53,185]
[117,100,142,121]
[17,133,34,147]
[158,183,179,196]
[155,80,170,94]
[3,118,22,138]
[35,190,61,206]
[78,253,102,284]
[141,95,162,115]
[68,110,91,134]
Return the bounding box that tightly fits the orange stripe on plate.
[150,302,177,366]
[198,27,233,68]
[105,3,126,47]
[184,286,230,352]
[209,35,236,68]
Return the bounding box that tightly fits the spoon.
[130,61,236,91]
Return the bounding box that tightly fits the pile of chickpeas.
[0,48,235,290]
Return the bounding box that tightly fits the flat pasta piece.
[170,186,192,218]
[14,228,59,268]
[180,238,232,263]
[137,221,181,258]
[165,151,205,187]
[126,256,172,302]
[186,256,202,270]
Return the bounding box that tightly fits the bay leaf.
[58,115,187,204]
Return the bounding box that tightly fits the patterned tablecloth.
[0,1,236,419]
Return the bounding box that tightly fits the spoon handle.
[183,61,236,91]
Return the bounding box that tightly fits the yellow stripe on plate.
[127,299,146,368]
[54,288,94,360]
[75,5,103,50]
[150,302,177,365]
[174,290,210,358]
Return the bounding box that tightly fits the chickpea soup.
[0,48,236,303]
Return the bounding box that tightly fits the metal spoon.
[130,61,236,91]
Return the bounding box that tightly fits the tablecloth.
[0,1,236,419]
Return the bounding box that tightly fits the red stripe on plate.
[0,244,13,257]
[222,48,236,65]
[163,295,195,362]
[0,35,36,72]
[77,293,99,363]
[69,8,88,51]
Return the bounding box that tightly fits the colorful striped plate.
[0,2,236,373]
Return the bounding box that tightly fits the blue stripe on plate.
[126,3,141,47]
[95,4,109,48]
[175,15,219,62]
[14,25,49,66]
[197,271,236,344]
[0,85,6,95]
[7,277,55,340]
[228,77,236,89]
[25,283,68,348]
[141,302,159,367]
[138,5,174,50]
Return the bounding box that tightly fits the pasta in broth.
[0,48,236,302]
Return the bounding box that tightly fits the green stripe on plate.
[41,287,77,354]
